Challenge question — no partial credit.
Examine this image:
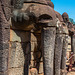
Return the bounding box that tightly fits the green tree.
[69,18,75,25]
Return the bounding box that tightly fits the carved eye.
[38,14,53,21]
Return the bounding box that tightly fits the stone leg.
[54,34,63,75]
[61,35,68,75]
[41,26,56,75]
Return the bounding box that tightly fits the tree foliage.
[69,18,75,25]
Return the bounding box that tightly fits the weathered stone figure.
[47,2,68,75]
[46,2,64,75]
[61,12,69,75]
[12,0,57,75]
[54,11,65,75]
[72,33,75,63]
[68,21,75,63]
[0,0,11,75]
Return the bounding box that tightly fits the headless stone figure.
[61,12,69,75]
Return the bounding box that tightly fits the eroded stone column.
[54,34,63,75]
[71,34,75,62]
[61,35,68,75]
[41,23,56,75]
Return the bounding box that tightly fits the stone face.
[42,27,56,75]
[10,29,30,42]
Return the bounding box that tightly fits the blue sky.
[51,0,75,21]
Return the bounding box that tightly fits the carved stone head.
[55,11,63,22]
[62,12,69,22]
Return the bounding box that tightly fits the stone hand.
[12,10,29,22]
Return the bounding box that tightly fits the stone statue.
[12,0,57,75]
[62,12,70,75]
[48,2,68,75]
[54,11,65,75]
[66,15,75,68]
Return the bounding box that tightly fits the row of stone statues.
[0,0,75,75]
[12,0,75,75]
